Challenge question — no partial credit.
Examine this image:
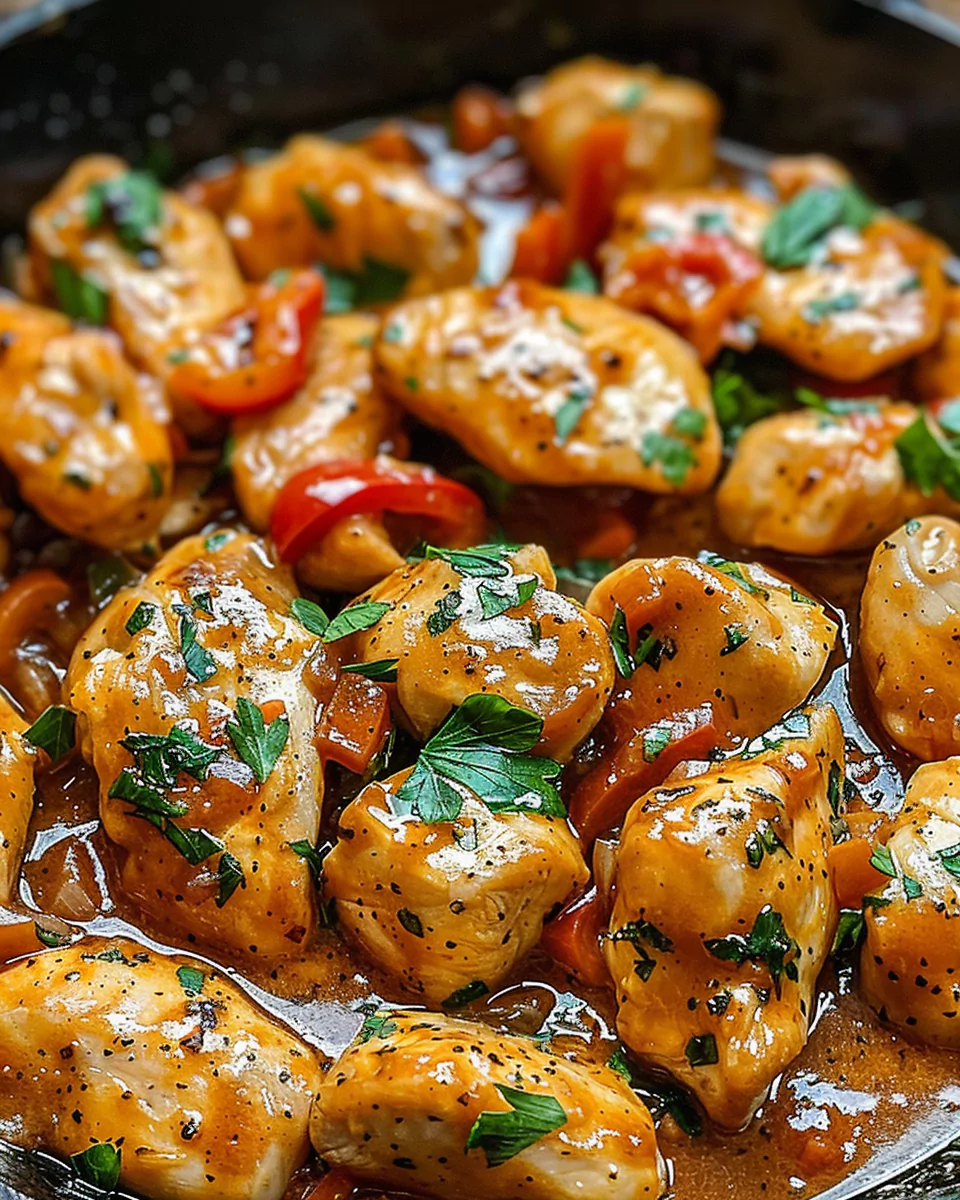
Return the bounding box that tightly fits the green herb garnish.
[322,601,391,642]
[227,696,289,784]
[51,260,109,325]
[705,907,800,997]
[70,1142,122,1190]
[297,186,335,231]
[342,658,399,683]
[466,1084,567,1167]
[761,183,878,269]
[23,705,76,762]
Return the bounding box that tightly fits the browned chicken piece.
[600,188,948,381]
[0,937,321,1200]
[716,402,960,555]
[341,542,615,760]
[0,297,172,550]
[223,134,480,290]
[374,281,721,492]
[63,531,336,957]
[747,213,948,382]
[232,311,409,592]
[606,704,842,1129]
[586,555,838,748]
[514,55,719,195]
[311,1010,664,1199]
[28,155,246,436]
[860,516,960,760]
[861,757,960,1045]
[913,286,960,401]
[766,154,851,202]
[324,763,588,1005]
[0,691,36,906]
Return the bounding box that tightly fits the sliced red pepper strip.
[540,884,611,988]
[316,672,392,775]
[510,204,566,285]
[272,456,486,563]
[168,269,324,415]
[569,705,718,845]
[608,233,763,361]
[563,115,632,263]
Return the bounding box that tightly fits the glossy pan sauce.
[2,55,960,1200]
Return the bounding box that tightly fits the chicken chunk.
[514,55,719,196]
[310,1010,663,1199]
[324,764,588,1005]
[374,280,721,491]
[746,212,948,382]
[861,757,960,1045]
[766,154,851,202]
[605,704,842,1129]
[28,155,247,435]
[913,286,960,401]
[232,311,408,592]
[860,516,960,760]
[716,402,960,555]
[0,692,36,906]
[63,531,335,957]
[340,542,614,760]
[574,555,838,838]
[0,937,320,1200]
[0,297,172,550]
[600,187,948,381]
[224,134,480,291]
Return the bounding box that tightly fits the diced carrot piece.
[540,885,611,988]
[510,204,567,285]
[576,509,638,563]
[360,120,424,165]
[563,115,632,262]
[829,836,889,909]
[316,673,392,775]
[452,85,512,154]
[0,919,45,964]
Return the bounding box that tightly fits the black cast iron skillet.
[2,2,960,1196]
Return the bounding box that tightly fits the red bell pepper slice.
[510,204,566,284]
[563,115,632,263]
[569,704,718,845]
[272,456,487,563]
[168,269,324,414]
[540,884,611,988]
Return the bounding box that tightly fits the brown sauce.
[5,113,959,1200]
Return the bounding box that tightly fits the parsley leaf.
[761,183,878,269]
[466,1084,567,1167]
[176,965,205,996]
[477,576,538,620]
[227,697,289,784]
[832,907,865,955]
[744,818,791,869]
[288,838,327,880]
[215,851,245,908]
[51,260,109,325]
[87,554,138,608]
[563,259,599,294]
[70,1142,122,1190]
[178,612,217,682]
[711,365,784,446]
[554,386,592,443]
[422,543,515,578]
[640,430,696,485]
[290,597,330,636]
[125,601,157,636]
[937,841,960,880]
[297,185,335,231]
[685,1033,719,1068]
[442,979,489,1009]
[553,558,612,588]
[705,907,800,997]
[720,623,749,656]
[870,842,922,899]
[23,705,76,762]
[393,695,564,823]
[359,1013,399,1042]
[427,590,462,636]
[895,411,960,502]
[397,908,424,937]
[605,919,673,982]
[802,290,859,324]
[608,605,635,677]
[642,724,672,762]
[342,658,399,682]
[322,601,391,642]
[86,169,162,255]
[120,725,220,788]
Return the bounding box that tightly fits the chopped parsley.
[178,611,217,682]
[685,1033,719,1068]
[744,818,791,869]
[608,604,635,677]
[392,694,564,823]
[125,600,157,636]
[359,1013,399,1043]
[442,979,489,1009]
[937,841,960,880]
[720,623,749,656]
[553,558,613,588]
[711,364,784,446]
[563,259,599,294]
[466,1084,567,1167]
[895,410,960,502]
[634,623,677,672]
[761,183,878,269]
[288,838,327,880]
[422,543,517,578]
[319,257,410,311]
[290,597,330,637]
[705,907,800,997]
[870,842,922,900]
[215,851,245,908]
[86,169,162,254]
[740,710,811,759]
[176,965,205,996]
[832,907,866,955]
[802,290,859,324]
[427,590,462,636]
[70,1142,122,1190]
[397,908,424,938]
[51,260,109,325]
[227,697,289,784]
[477,575,537,620]
[642,724,672,763]
[672,407,708,440]
[698,552,768,598]
[617,81,648,111]
[87,554,138,608]
[23,705,76,762]
[297,185,335,231]
[605,919,673,982]
[640,429,696,486]
[554,385,592,443]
